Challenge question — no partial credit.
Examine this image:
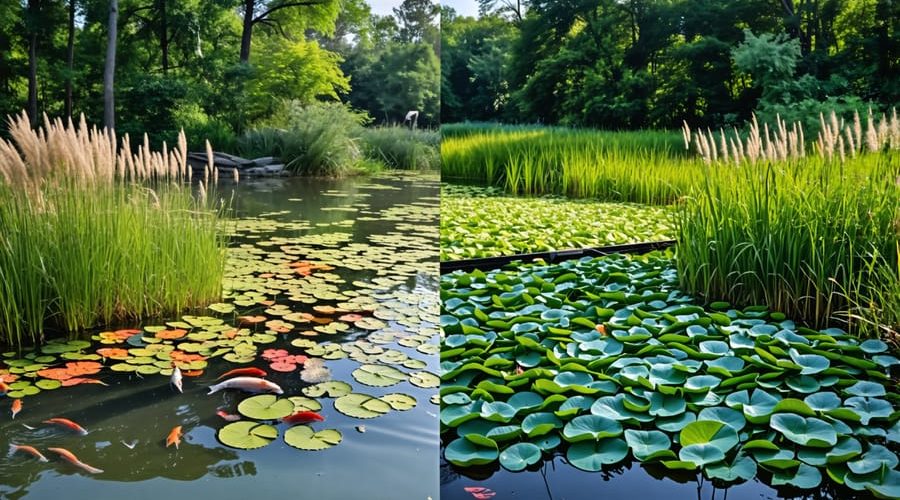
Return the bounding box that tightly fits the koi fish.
[11,399,21,419]
[216,410,241,422]
[9,444,48,462]
[0,381,9,394]
[166,426,182,449]
[215,367,267,380]
[282,411,324,424]
[47,447,103,474]
[207,377,282,395]
[171,365,183,393]
[43,417,88,435]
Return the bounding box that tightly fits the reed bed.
[360,126,440,170]
[676,152,899,338]
[0,112,227,349]
[441,124,690,204]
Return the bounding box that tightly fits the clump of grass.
[0,112,226,349]
[360,126,439,170]
[676,151,900,337]
[441,124,689,204]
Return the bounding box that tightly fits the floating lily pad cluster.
[441,184,673,261]
[440,252,899,497]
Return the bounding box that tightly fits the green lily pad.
[217,422,277,449]
[380,393,417,411]
[624,429,671,461]
[499,442,542,471]
[238,395,295,420]
[284,426,342,450]
[770,414,838,447]
[566,438,629,471]
[302,381,352,398]
[352,365,407,387]
[444,437,498,466]
[334,393,392,419]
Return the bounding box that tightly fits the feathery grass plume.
[866,109,879,152]
[682,120,691,150]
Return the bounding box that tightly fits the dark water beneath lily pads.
[0,172,440,500]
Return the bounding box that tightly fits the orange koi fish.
[11,399,22,419]
[9,444,48,462]
[0,381,9,394]
[215,367,267,380]
[47,447,103,474]
[43,417,88,435]
[166,426,183,449]
[282,411,325,424]
[216,410,241,422]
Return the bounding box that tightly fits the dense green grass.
[676,152,900,336]
[361,126,440,170]
[441,123,690,204]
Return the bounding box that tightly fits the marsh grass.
[676,152,900,337]
[360,126,439,170]
[0,112,226,349]
[441,124,689,203]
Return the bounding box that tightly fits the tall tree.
[65,0,75,118]
[104,0,117,130]
[25,0,41,122]
[392,0,439,44]
[238,0,338,63]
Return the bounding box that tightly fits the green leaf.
[562,415,623,442]
[845,381,886,397]
[846,445,898,474]
[352,364,407,387]
[237,395,295,420]
[284,426,342,450]
[499,442,542,471]
[771,463,822,489]
[769,414,838,447]
[334,393,392,419]
[680,420,738,453]
[217,422,277,450]
[444,437,498,466]
[566,438,629,471]
[380,393,417,411]
[302,381,352,398]
[705,454,757,482]
[624,429,671,461]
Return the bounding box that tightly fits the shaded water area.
[0,172,440,499]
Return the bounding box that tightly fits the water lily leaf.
[846,445,898,474]
[845,381,886,397]
[788,349,830,375]
[684,375,720,392]
[380,393,417,411]
[522,412,563,437]
[566,438,629,471]
[444,437,498,466]
[844,397,892,425]
[697,407,746,432]
[680,420,738,453]
[657,412,696,432]
[679,443,726,467]
[499,442,542,471]
[858,339,888,354]
[352,364,407,387]
[705,454,757,482]
[771,463,822,489]
[409,371,439,388]
[284,426,342,450]
[480,402,517,423]
[334,393,391,419]
[826,437,862,464]
[288,396,322,412]
[302,381,353,398]
[804,392,841,412]
[562,415,623,442]
[238,395,294,420]
[624,429,671,461]
[217,422,277,449]
[770,414,837,447]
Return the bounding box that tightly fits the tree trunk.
[240,0,255,63]
[27,0,39,122]
[159,0,168,73]
[65,0,75,119]
[104,0,118,131]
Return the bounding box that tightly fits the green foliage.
[360,126,439,170]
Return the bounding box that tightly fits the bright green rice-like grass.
[441,124,690,204]
[441,184,674,261]
[0,182,226,348]
[676,151,900,336]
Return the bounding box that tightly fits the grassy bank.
[0,113,227,349]
[237,102,439,176]
[441,124,689,204]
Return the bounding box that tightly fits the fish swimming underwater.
[282,411,325,424]
[11,399,21,419]
[166,426,183,449]
[215,367,267,380]
[43,417,88,435]
[171,365,183,393]
[207,377,283,395]
[216,410,241,422]
[9,444,48,462]
[47,447,103,474]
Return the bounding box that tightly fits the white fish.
[207,377,283,395]
[121,440,137,449]
[171,365,183,393]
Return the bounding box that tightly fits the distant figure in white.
[404,110,419,129]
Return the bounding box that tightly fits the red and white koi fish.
[282,411,324,425]
[207,377,283,395]
[216,410,241,422]
[0,381,10,394]
[9,444,48,462]
[48,447,103,474]
[166,426,182,449]
[11,399,22,419]
[171,365,183,393]
[43,417,88,435]
[216,367,267,380]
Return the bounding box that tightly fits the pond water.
[0,172,440,500]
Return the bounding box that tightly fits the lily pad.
[217,422,277,449]
[237,395,295,420]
